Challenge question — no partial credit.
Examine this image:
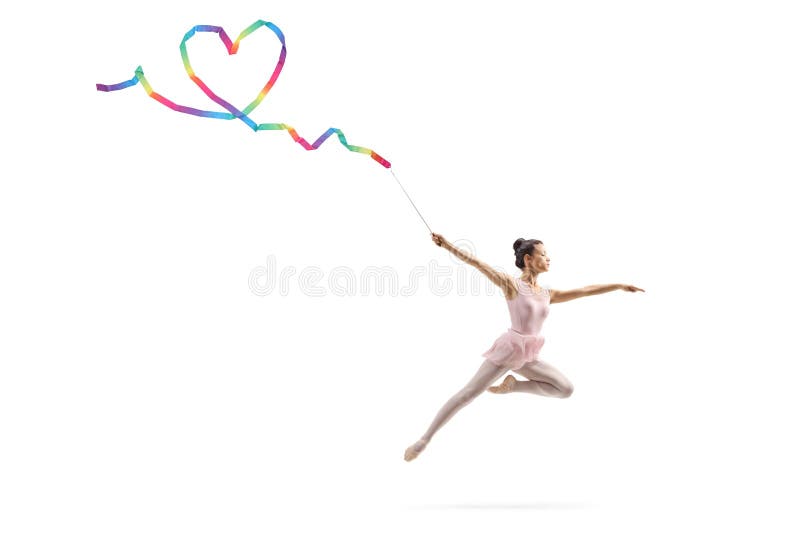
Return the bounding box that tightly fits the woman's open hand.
[618,284,645,293]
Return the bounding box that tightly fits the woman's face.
[525,244,550,273]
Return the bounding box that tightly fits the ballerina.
[404,232,644,462]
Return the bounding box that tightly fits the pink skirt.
[482,328,545,371]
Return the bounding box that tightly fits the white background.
[2,1,799,532]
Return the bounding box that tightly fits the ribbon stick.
[96,20,391,168]
[390,169,433,235]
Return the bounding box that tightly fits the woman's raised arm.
[550,284,645,304]
[431,232,516,299]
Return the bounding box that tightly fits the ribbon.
[96,20,391,168]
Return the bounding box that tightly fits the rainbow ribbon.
[96,20,391,168]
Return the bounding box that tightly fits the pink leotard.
[481,278,550,370]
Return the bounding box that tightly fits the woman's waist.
[507,327,543,338]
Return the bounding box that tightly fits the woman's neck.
[520,270,539,286]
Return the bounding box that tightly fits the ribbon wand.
[389,168,433,235]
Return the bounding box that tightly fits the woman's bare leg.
[490,359,574,398]
[404,359,507,461]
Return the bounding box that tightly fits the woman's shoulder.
[500,274,519,300]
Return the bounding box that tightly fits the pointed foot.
[488,374,517,394]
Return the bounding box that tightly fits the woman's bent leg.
[508,359,574,398]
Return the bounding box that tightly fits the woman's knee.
[455,386,484,404]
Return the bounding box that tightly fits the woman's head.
[513,238,550,273]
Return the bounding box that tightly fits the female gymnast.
[403,232,644,462]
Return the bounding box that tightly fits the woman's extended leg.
[489,359,574,398]
[404,359,507,461]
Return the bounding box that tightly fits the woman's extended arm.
[550,284,645,304]
[431,232,515,299]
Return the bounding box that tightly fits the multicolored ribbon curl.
[96,20,391,168]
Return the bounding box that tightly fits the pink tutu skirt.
[482,328,545,371]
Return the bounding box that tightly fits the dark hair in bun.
[513,237,543,269]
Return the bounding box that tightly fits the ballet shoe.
[488,374,516,394]
[404,438,429,462]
